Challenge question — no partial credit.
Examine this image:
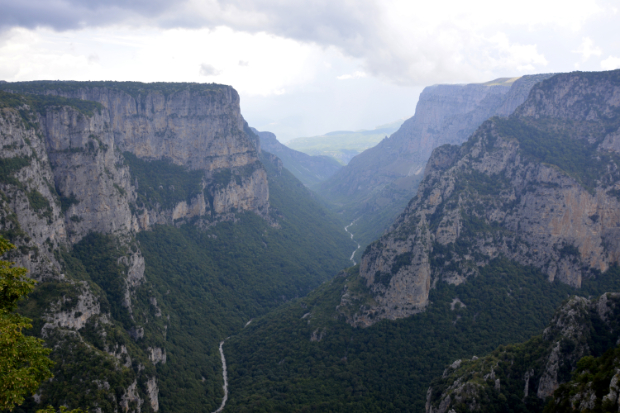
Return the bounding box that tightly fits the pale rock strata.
[349,72,620,327]
[146,377,159,412]
[42,281,104,332]
[148,347,166,365]
[120,380,143,413]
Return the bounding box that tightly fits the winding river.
[212,340,229,413]
[344,220,361,265]
[212,221,360,412]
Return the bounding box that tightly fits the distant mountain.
[316,75,554,261]
[252,128,342,187]
[287,120,404,165]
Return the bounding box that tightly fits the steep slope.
[426,293,620,413]
[354,70,620,326]
[223,70,620,412]
[318,75,553,260]
[0,83,354,412]
[252,128,342,186]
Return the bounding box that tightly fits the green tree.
[0,236,53,411]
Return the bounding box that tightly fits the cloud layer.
[2,0,615,86]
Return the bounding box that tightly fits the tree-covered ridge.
[0,81,230,100]
[548,343,620,412]
[0,90,103,118]
[427,289,620,413]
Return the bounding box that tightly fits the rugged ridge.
[317,75,553,258]
[348,70,620,327]
[426,293,620,413]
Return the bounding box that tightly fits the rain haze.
[0,0,619,142]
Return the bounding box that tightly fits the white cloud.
[0,26,331,96]
[601,56,620,70]
[573,37,602,62]
[199,63,221,76]
[337,71,366,80]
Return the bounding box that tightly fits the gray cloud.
[1,0,613,86]
[199,63,221,77]
[0,0,180,31]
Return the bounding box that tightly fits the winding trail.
[212,340,229,413]
[344,220,361,265]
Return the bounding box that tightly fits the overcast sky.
[1,0,619,142]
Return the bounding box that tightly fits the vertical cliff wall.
[350,70,620,327]
[6,82,270,227]
[317,74,553,256]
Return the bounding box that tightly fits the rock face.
[348,70,620,327]
[0,82,272,412]
[0,82,271,243]
[253,128,342,186]
[317,75,553,255]
[426,293,620,413]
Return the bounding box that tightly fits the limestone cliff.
[347,70,620,327]
[318,75,553,257]
[2,81,270,224]
[0,82,273,412]
[426,293,620,413]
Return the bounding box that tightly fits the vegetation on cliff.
[0,237,53,411]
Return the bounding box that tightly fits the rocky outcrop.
[148,347,166,365]
[253,128,342,186]
[42,281,105,333]
[317,74,554,256]
[120,380,143,413]
[349,70,620,326]
[146,377,159,412]
[426,293,620,413]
